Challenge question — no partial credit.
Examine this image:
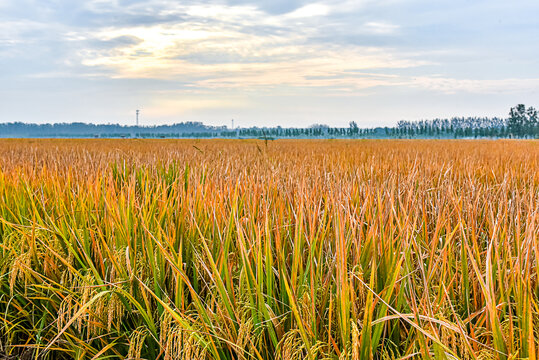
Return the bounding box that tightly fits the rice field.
[0,139,537,360]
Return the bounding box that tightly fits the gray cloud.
[86,35,143,49]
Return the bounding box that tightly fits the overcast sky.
[1,0,538,127]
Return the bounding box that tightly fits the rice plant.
[0,139,537,359]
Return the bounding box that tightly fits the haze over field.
[1,0,538,127]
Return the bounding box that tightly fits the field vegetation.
[0,139,537,359]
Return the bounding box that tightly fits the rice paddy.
[0,139,537,359]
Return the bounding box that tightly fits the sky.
[1,0,538,128]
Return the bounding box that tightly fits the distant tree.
[526,106,538,137]
[349,121,359,136]
[508,104,527,137]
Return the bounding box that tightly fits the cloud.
[363,22,400,35]
[76,20,425,91]
[87,35,143,49]
[411,76,539,94]
[285,4,331,18]
[35,1,424,93]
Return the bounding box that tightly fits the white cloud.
[285,3,331,18]
[363,21,400,34]
[411,76,539,94]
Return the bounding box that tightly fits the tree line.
[392,104,538,138]
[0,121,225,138]
[0,104,537,139]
